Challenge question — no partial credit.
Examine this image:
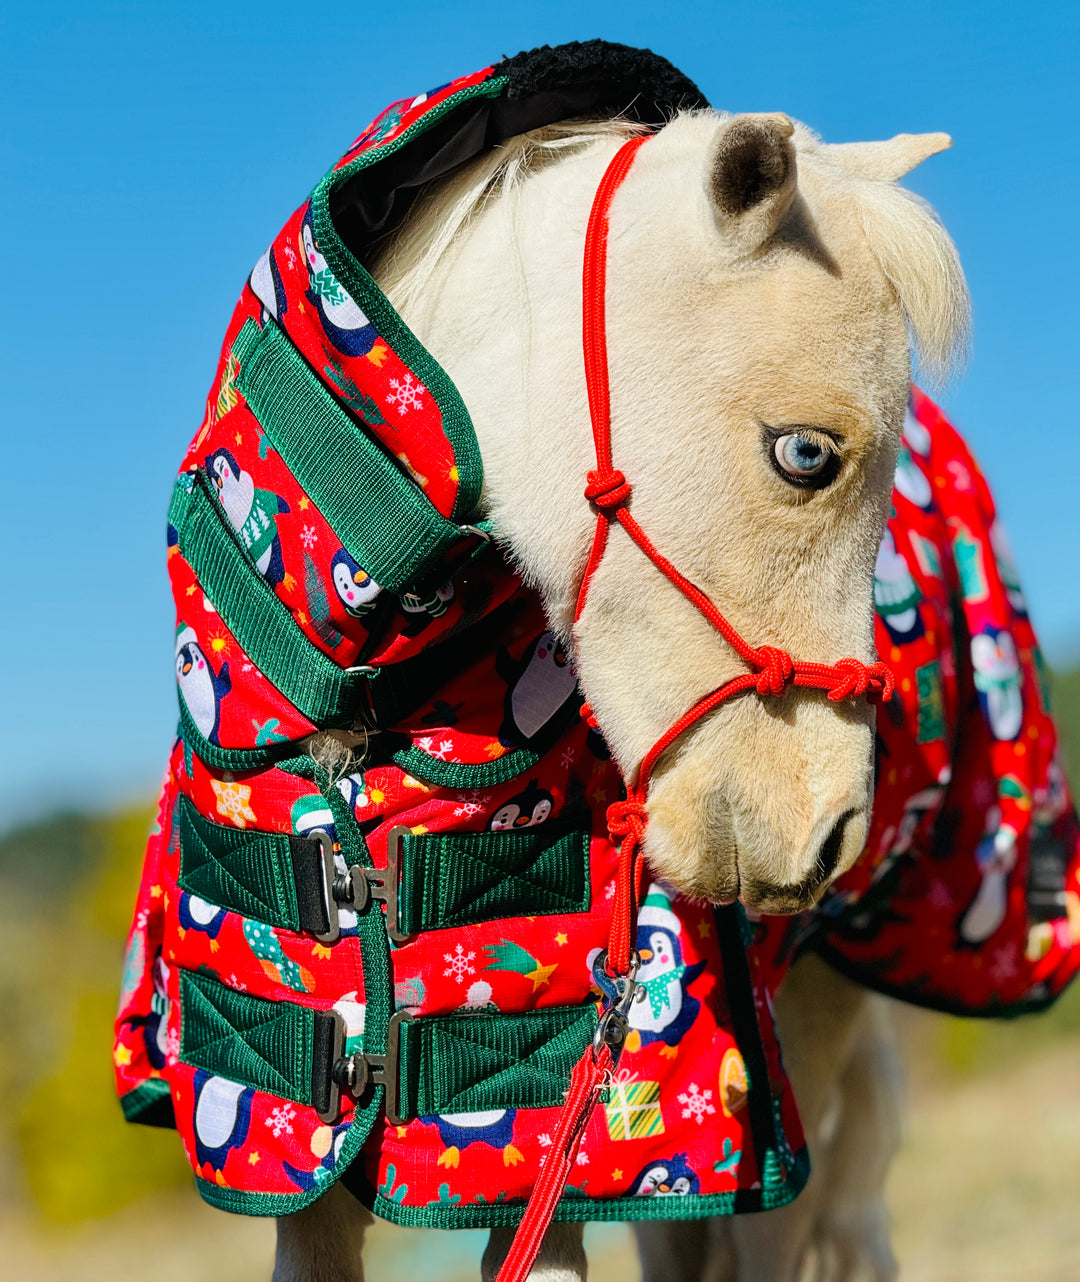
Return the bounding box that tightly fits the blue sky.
[1,0,1077,827]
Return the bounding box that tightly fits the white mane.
[372,111,969,387]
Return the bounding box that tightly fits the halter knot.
[751,645,796,697]
[585,468,632,511]
[606,797,647,841]
[827,657,895,704]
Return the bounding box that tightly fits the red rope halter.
[495,135,894,1282]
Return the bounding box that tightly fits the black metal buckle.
[313,825,411,945]
[318,1008,410,1126]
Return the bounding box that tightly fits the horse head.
[373,109,969,915]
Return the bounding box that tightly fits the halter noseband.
[496,135,894,1282]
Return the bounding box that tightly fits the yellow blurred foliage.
[7,805,192,1225]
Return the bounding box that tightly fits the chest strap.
[178,797,592,944]
[178,969,597,1127]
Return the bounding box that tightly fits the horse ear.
[708,113,797,254]
[822,133,953,182]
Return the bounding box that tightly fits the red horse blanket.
[114,43,1080,1228]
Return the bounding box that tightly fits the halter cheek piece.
[495,134,895,1282]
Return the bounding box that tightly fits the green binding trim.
[311,76,509,525]
[119,1079,176,1129]
[232,318,470,595]
[177,706,274,772]
[396,1004,597,1119]
[356,1145,809,1229]
[397,823,590,935]
[172,472,372,730]
[393,743,541,788]
[179,969,316,1105]
[177,794,300,933]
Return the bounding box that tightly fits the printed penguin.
[873,528,924,646]
[192,1071,255,1175]
[330,547,381,617]
[629,1154,700,1196]
[429,1109,522,1168]
[249,245,288,323]
[990,519,1029,618]
[893,443,933,510]
[959,814,1018,945]
[593,884,704,1056]
[488,779,555,831]
[175,625,231,746]
[178,892,228,941]
[204,447,290,586]
[284,1122,350,1191]
[291,794,363,938]
[121,951,171,1070]
[971,627,1023,741]
[496,630,579,750]
[399,581,455,636]
[300,208,378,357]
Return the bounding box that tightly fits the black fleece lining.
[329,39,708,257]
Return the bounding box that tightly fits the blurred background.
[1,2,1078,1279]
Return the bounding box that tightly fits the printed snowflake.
[560,747,576,771]
[300,524,318,550]
[538,1133,552,1148]
[678,1083,716,1126]
[386,372,425,415]
[227,973,248,992]
[136,909,148,930]
[575,1151,590,1166]
[165,1028,180,1065]
[415,736,434,752]
[211,779,257,829]
[265,1103,296,1138]
[443,943,477,984]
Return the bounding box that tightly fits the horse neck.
[373,139,629,630]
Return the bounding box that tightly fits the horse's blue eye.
[774,433,830,479]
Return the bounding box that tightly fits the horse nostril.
[816,809,856,884]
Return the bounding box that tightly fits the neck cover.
[114,42,1080,1229]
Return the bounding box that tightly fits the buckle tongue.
[319,1009,410,1125]
[313,825,411,945]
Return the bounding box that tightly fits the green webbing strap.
[396,1005,598,1120]
[177,795,330,936]
[397,823,590,936]
[178,967,597,1123]
[232,318,469,595]
[179,969,329,1108]
[171,473,372,729]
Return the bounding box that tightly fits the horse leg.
[481,1223,587,1282]
[633,1217,738,1282]
[810,996,903,1282]
[724,953,883,1282]
[273,1182,371,1282]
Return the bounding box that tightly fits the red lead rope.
[494,135,895,1282]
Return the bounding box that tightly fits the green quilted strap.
[397,823,590,936]
[232,318,471,595]
[395,1004,598,1119]
[170,472,374,735]
[177,795,331,936]
[178,967,596,1124]
[180,969,329,1110]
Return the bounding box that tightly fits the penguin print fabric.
[114,50,1079,1229]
